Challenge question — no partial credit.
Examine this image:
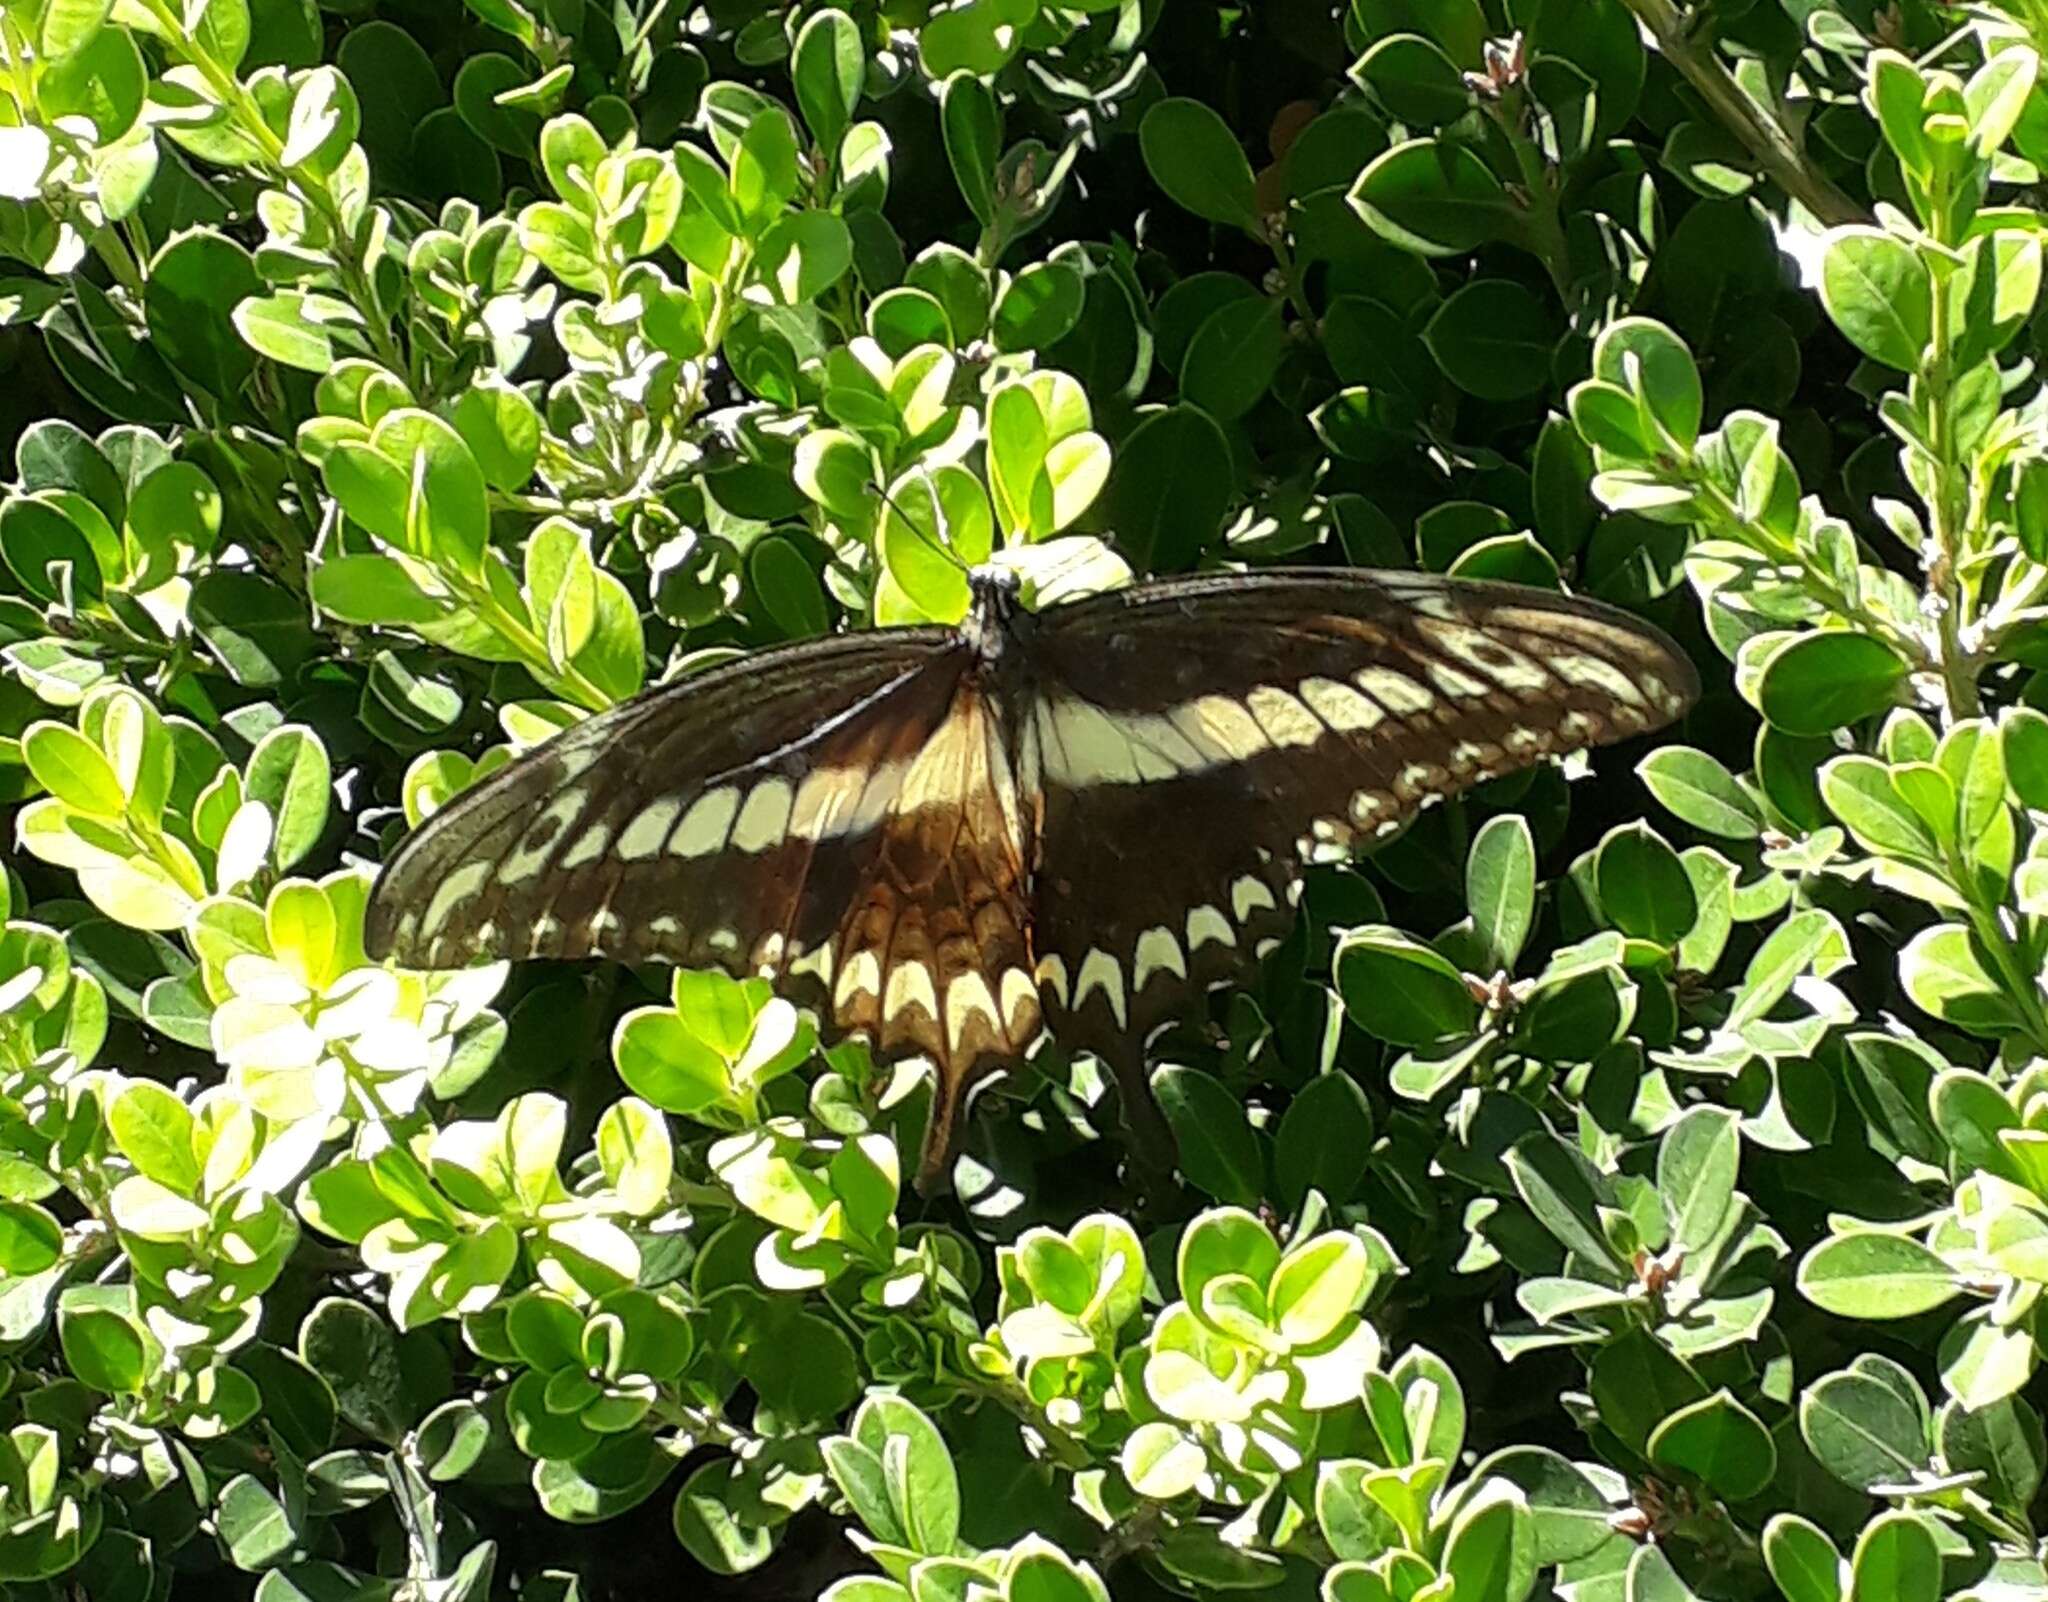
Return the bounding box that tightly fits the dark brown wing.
[364,628,963,978]
[1018,568,1699,1060]
[363,625,1038,1184]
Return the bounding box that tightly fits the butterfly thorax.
[962,565,1029,671]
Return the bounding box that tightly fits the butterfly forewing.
[1020,570,1700,1055]
[364,629,963,977]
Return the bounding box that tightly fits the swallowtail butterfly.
[365,567,1697,1187]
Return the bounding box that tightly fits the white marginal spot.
[1253,937,1281,959]
[753,932,786,971]
[1449,740,1501,774]
[732,778,794,853]
[668,787,740,858]
[999,968,1038,1034]
[1355,668,1436,718]
[528,913,561,955]
[1187,905,1236,951]
[616,797,683,860]
[1133,927,1188,991]
[1298,676,1385,733]
[649,914,681,938]
[1231,875,1277,923]
[421,861,490,932]
[1550,652,1648,706]
[1560,710,1600,743]
[561,822,610,869]
[1168,695,1269,764]
[1504,727,1548,757]
[885,960,939,1023]
[473,920,498,946]
[1035,954,1070,1007]
[1245,685,1323,749]
[944,972,1001,1050]
[789,942,836,987]
[590,909,620,940]
[708,928,740,953]
[835,948,881,1006]
[1397,762,1447,797]
[1074,950,1127,1029]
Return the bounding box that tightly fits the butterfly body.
[366,567,1697,1189]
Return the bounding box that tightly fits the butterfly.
[365,565,1698,1189]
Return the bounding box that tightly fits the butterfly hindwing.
[1021,569,1699,1052]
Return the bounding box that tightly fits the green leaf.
[1152,1066,1263,1206]
[1590,318,1703,448]
[1821,228,1932,371]
[672,1460,778,1575]
[1440,1486,1536,1602]
[1335,927,1480,1048]
[1899,922,2020,1034]
[1504,1134,1626,1278]
[793,9,862,154]
[1800,1369,1924,1492]
[234,292,348,372]
[1637,747,1763,839]
[1937,1391,2048,1513]
[245,726,331,873]
[451,378,541,493]
[1848,1512,1940,1602]
[1757,632,1910,735]
[1798,1232,1959,1319]
[1657,1106,1740,1255]
[1351,33,1470,125]
[145,230,262,401]
[1763,1515,1845,1602]
[992,260,1086,352]
[108,1079,199,1193]
[1467,814,1535,972]
[1180,296,1287,421]
[298,1298,407,1445]
[1139,98,1261,233]
[1819,756,1938,860]
[217,1474,296,1571]
[1423,280,1560,401]
[1274,1072,1374,1210]
[1594,822,1695,946]
[1102,404,1233,570]
[1648,1389,1776,1501]
[1348,138,1518,255]
[59,1304,146,1392]
[0,1202,62,1276]
[939,72,1001,228]
[23,722,126,816]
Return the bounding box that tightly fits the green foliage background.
[3,0,2048,1598]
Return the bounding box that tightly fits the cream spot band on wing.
[884,960,940,1024]
[944,972,1001,1051]
[1133,927,1188,990]
[731,778,794,852]
[1074,950,1128,1028]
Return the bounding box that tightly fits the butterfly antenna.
[874,476,972,576]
